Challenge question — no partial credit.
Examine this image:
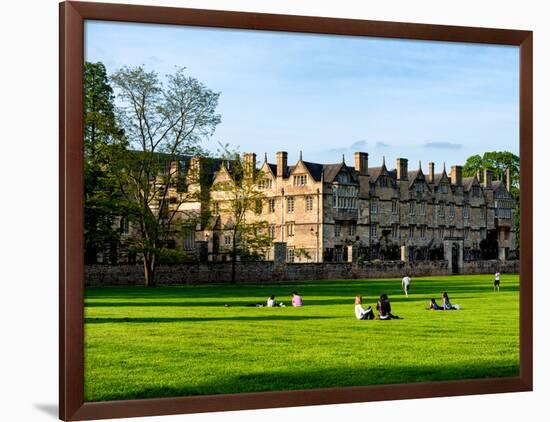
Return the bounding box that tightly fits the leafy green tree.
[110,66,221,286]
[212,150,272,283]
[84,62,126,264]
[463,151,520,252]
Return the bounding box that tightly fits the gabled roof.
[462,176,477,191]
[322,162,358,183]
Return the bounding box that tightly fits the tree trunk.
[143,252,156,287]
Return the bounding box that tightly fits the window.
[268,199,276,213]
[472,186,480,197]
[379,176,388,188]
[287,248,295,263]
[334,223,341,237]
[370,224,377,238]
[333,186,358,209]
[440,184,448,194]
[254,199,262,214]
[306,195,314,211]
[348,223,356,236]
[416,183,423,193]
[338,173,350,183]
[449,227,455,238]
[287,223,295,237]
[269,225,276,240]
[420,225,426,239]
[439,226,445,239]
[287,196,295,213]
[449,203,455,218]
[439,202,445,217]
[392,224,399,239]
[169,197,178,204]
[212,202,220,215]
[371,199,378,214]
[463,205,469,219]
[120,218,129,234]
[224,234,232,246]
[481,206,486,220]
[480,228,486,239]
[183,231,194,250]
[166,239,176,249]
[464,227,470,240]
[391,199,398,214]
[409,225,414,238]
[505,229,510,240]
[293,174,307,186]
[409,201,415,215]
[420,201,426,215]
[258,178,273,189]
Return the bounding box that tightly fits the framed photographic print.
[59,1,533,420]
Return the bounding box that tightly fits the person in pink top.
[291,291,303,307]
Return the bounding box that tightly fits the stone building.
[203,151,516,271]
[99,150,517,271]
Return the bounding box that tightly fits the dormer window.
[293,175,307,186]
[440,183,448,194]
[379,176,388,188]
[258,178,273,189]
[338,173,349,184]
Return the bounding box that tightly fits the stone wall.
[85,259,518,286]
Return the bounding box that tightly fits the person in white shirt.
[354,295,374,320]
[402,275,411,297]
[267,295,278,307]
[494,272,501,292]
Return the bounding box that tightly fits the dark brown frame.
[59,1,533,420]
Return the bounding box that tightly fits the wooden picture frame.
[59,1,533,420]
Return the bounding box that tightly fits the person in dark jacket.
[376,293,400,319]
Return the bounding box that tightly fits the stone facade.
[101,150,517,271]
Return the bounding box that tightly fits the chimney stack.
[396,158,408,180]
[189,157,201,183]
[354,152,369,175]
[276,151,288,178]
[450,165,462,186]
[428,162,435,183]
[243,152,256,179]
[483,168,493,188]
[506,168,511,192]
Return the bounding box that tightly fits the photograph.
[82,18,521,403]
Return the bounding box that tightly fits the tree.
[84,62,126,264]
[110,66,221,286]
[463,151,520,251]
[212,150,272,283]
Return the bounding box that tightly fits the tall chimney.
[276,151,288,178]
[506,167,511,192]
[354,152,368,175]
[483,168,493,188]
[243,152,256,179]
[396,158,408,180]
[428,162,435,183]
[450,165,462,186]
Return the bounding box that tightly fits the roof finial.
[419,160,422,171]
[300,150,303,161]
[264,152,268,162]
[443,162,447,173]
[382,155,386,168]
[342,154,346,164]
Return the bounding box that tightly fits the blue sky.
[84,20,519,171]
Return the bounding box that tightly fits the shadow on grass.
[85,315,336,324]
[85,360,520,402]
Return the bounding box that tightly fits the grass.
[84,274,519,402]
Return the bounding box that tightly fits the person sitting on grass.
[442,292,460,310]
[376,293,400,320]
[291,291,303,307]
[427,298,444,310]
[267,295,285,307]
[354,295,374,320]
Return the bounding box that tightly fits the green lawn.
[84,274,519,402]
